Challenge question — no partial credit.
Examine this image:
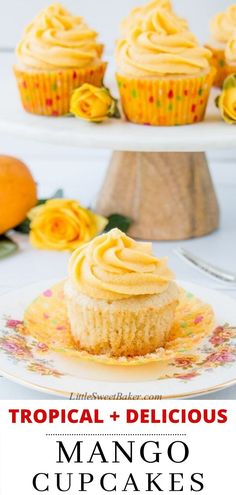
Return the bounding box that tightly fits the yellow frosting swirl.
[68,228,174,300]
[116,8,211,77]
[210,5,236,44]
[121,0,175,35]
[225,33,236,63]
[16,3,102,70]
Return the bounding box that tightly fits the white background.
[0,1,236,399]
[0,0,232,49]
[0,401,234,494]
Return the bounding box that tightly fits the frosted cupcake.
[116,6,214,126]
[121,0,183,35]
[64,228,179,358]
[14,3,107,116]
[225,32,236,77]
[206,5,236,87]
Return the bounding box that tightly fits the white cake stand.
[1,75,236,241]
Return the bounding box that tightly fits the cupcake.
[225,32,236,77]
[121,0,178,35]
[116,5,214,126]
[64,228,179,358]
[14,3,107,116]
[206,5,236,87]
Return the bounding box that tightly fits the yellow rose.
[28,198,108,251]
[216,74,236,124]
[70,83,120,122]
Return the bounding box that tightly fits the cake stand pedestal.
[0,80,235,241]
[96,151,219,240]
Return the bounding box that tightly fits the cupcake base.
[23,281,215,366]
[116,69,215,126]
[64,281,179,358]
[14,62,107,116]
[205,45,226,88]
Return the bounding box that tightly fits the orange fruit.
[0,155,37,234]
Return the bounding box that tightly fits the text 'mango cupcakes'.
[65,228,179,358]
[207,5,236,87]
[116,6,214,126]
[14,3,107,116]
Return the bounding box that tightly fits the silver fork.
[175,247,236,285]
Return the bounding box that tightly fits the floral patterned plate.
[0,279,236,399]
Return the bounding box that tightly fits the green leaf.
[14,218,31,234]
[51,188,64,199]
[223,73,236,90]
[0,235,18,259]
[104,214,133,234]
[109,99,121,119]
[215,95,220,108]
[37,188,64,206]
[14,189,64,233]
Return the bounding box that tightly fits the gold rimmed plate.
[0,279,236,399]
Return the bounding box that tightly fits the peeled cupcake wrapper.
[14,62,107,116]
[66,297,178,357]
[116,69,215,126]
[22,281,215,367]
[205,45,226,88]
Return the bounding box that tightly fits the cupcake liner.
[97,44,104,58]
[224,64,236,78]
[23,281,215,366]
[66,295,177,357]
[205,46,226,88]
[14,62,107,116]
[116,69,215,126]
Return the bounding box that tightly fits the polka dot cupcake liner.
[14,62,107,116]
[224,64,236,79]
[205,46,226,88]
[116,69,215,126]
[23,281,215,367]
